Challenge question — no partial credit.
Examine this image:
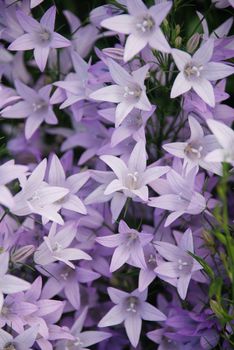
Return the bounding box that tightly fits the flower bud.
[186,33,201,53]
[11,245,35,264]
[175,24,180,36]
[175,36,182,48]
[102,47,124,61]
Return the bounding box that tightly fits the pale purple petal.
[98,304,125,327]
[124,314,142,348]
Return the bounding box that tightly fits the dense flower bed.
[0,0,234,349]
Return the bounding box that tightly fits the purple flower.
[205,119,234,165]
[100,140,169,218]
[1,80,57,139]
[0,325,39,350]
[101,0,172,61]
[57,306,111,350]
[0,252,31,312]
[8,6,70,71]
[48,154,89,215]
[98,287,166,347]
[96,220,153,272]
[163,115,222,175]
[171,39,234,106]
[149,167,206,226]
[0,160,27,208]
[90,59,152,127]
[34,222,92,269]
[155,228,203,299]
[11,159,69,225]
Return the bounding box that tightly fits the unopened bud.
[202,230,214,248]
[175,36,182,48]
[186,33,201,53]
[102,47,124,61]
[11,245,35,264]
[175,24,180,36]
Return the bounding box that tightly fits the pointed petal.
[1,275,30,293]
[141,166,169,185]
[150,2,172,26]
[63,194,87,214]
[96,234,121,248]
[124,314,142,348]
[16,10,41,32]
[40,6,56,31]
[149,27,171,53]
[23,159,47,198]
[155,262,178,278]
[171,49,191,70]
[48,154,66,186]
[141,302,167,321]
[25,112,44,139]
[50,32,71,48]
[104,179,125,195]
[90,85,124,103]
[192,78,215,107]
[124,34,147,62]
[110,245,130,272]
[101,15,134,34]
[108,287,129,303]
[98,304,125,327]
[179,228,194,252]
[115,101,134,127]
[80,331,111,347]
[127,0,147,15]
[34,46,50,72]
[170,72,191,98]
[100,155,128,181]
[65,280,80,310]
[8,34,35,51]
[207,119,234,150]
[16,325,38,350]
[154,241,183,261]
[163,142,185,157]
[0,329,13,348]
[193,39,214,64]
[188,115,204,140]
[128,140,146,172]
[202,62,234,81]
[107,58,133,85]
[177,274,191,299]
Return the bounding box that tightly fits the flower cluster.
[0,0,234,349]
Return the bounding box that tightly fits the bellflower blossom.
[163,115,222,175]
[101,0,172,61]
[155,228,203,299]
[0,325,39,350]
[11,159,69,225]
[98,287,166,347]
[90,59,152,127]
[34,222,91,269]
[171,39,234,106]
[8,6,70,71]
[205,119,234,165]
[56,306,111,350]
[96,220,153,272]
[48,154,88,215]
[1,80,57,139]
[100,140,169,218]
[0,252,31,312]
[149,167,206,226]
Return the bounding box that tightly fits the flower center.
[52,242,63,253]
[177,258,188,271]
[74,337,83,346]
[60,272,69,280]
[126,171,139,190]
[124,113,143,128]
[125,296,139,313]
[136,15,155,33]
[4,344,16,350]
[184,143,203,160]
[39,29,51,43]
[1,305,9,316]
[123,85,142,100]
[32,99,47,112]
[184,62,203,80]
